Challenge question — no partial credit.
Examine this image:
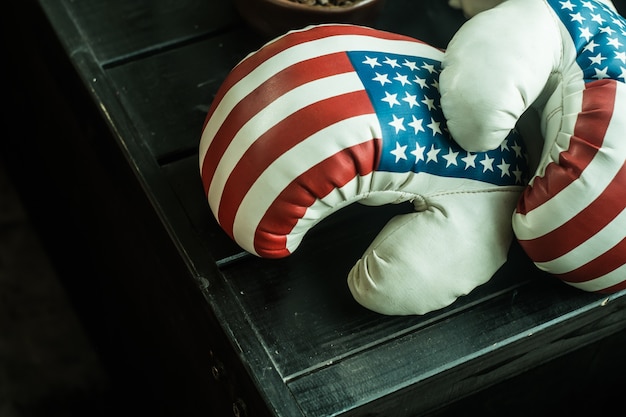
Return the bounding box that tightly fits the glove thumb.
[439,0,561,151]
[348,190,520,315]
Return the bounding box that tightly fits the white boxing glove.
[199,24,531,315]
[441,0,626,292]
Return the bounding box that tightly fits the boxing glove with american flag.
[441,0,626,293]
[199,24,532,315]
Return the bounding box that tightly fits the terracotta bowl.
[233,0,385,38]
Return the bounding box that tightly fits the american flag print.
[199,24,529,258]
[513,0,626,292]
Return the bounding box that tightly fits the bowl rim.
[246,0,381,14]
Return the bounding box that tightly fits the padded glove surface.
[199,24,531,314]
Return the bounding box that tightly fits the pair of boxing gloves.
[199,0,626,315]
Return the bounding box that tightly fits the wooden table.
[3,1,625,416]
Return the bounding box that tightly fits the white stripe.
[565,262,626,292]
[233,114,382,254]
[199,33,443,168]
[534,207,626,273]
[514,83,626,240]
[207,72,365,209]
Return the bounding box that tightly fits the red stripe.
[253,140,382,258]
[519,159,626,261]
[201,25,427,132]
[556,236,626,284]
[201,51,355,194]
[217,89,376,237]
[516,79,617,215]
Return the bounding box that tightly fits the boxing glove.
[440,0,626,292]
[199,24,531,315]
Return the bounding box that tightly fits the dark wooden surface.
[3,1,626,416]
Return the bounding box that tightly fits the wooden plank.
[288,285,625,416]
[58,0,240,64]
[216,231,530,374]
[106,28,265,160]
[161,156,245,262]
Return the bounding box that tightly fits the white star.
[607,37,623,49]
[480,155,495,172]
[394,73,411,86]
[462,152,477,169]
[600,26,616,35]
[362,56,381,68]
[390,142,407,162]
[560,0,575,11]
[389,115,406,134]
[426,144,440,163]
[499,139,510,152]
[408,115,425,134]
[582,1,596,10]
[579,26,593,42]
[615,51,626,64]
[570,12,585,24]
[427,117,442,136]
[613,17,625,29]
[402,92,420,108]
[402,59,419,71]
[411,143,426,162]
[589,52,607,65]
[593,66,610,79]
[512,142,523,158]
[413,76,428,88]
[383,56,400,68]
[591,13,606,24]
[431,79,440,91]
[381,91,400,107]
[421,96,436,110]
[583,39,599,52]
[442,148,459,167]
[619,67,626,80]
[372,72,391,86]
[513,166,524,184]
[422,63,437,74]
[497,159,511,177]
